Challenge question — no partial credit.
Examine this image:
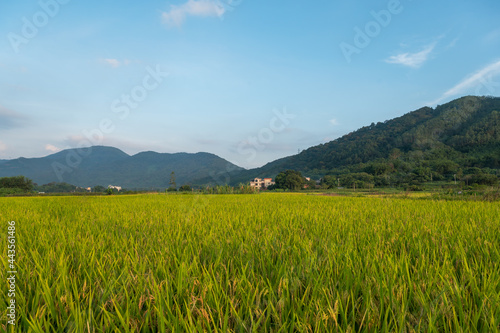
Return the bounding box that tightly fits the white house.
[249,178,275,189]
[108,185,122,192]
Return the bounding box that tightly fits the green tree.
[320,175,336,189]
[35,182,84,193]
[169,171,176,190]
[0,176,33,192]
[179,185,192,192]
[93,185,106,193]
[469,174,498,186]
[365,162,391,176]
[304,178,317,189]
[275,170,305,190]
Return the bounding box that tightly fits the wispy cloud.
[162,0,226,27]
[483,28,500,44]
[100,58,131,68]
[428,60,500,106]
[0,141,7,152]
[0,106,27,129]
[386,43,436,68]
[446,36,460,49]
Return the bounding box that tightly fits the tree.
[0,176,33,192]
[35,182,85,193]
[413,167,431,183]
[431,159,459,176]
[169,171,176,190]
[266,183,277,191]
[93,185,106,193]
[365,162,391,176]
[275,170,305,190]
[304,178,317,189]
[469,173,498,186]
[179,185,192,192]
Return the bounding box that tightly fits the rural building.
[250,178,275,189]
[108,185,122,192]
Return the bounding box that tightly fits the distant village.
[38,175,321,194]
[249,176,317,190]
[249,178,275,189]
[98,177,317,192]
[82,185,122,192]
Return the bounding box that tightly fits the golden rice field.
[1,193,499,332]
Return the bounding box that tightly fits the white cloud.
[103,59,120,68]
[446,36,460,49]
[0,141,7,152]
[329,118,339,126]
[45,144,61,153]
[101,58,132,68]
[386,43,436,68]
[428,60,500,106]
[162,0,226,27]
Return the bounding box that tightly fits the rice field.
[1,193,499,332]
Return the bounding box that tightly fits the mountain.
[228,96,500,184]
[2,96,499,189]
[0,146,243,189]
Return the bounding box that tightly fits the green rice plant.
[0,194,499,332]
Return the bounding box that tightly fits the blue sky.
[0,0,499,168]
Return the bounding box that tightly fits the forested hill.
[0,146,243,189]
[230,96,500,184]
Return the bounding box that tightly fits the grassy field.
[1,193,499,332]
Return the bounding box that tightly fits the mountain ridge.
[0,146,243,189]
[225,95,500,185]
[1,96,499,188]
